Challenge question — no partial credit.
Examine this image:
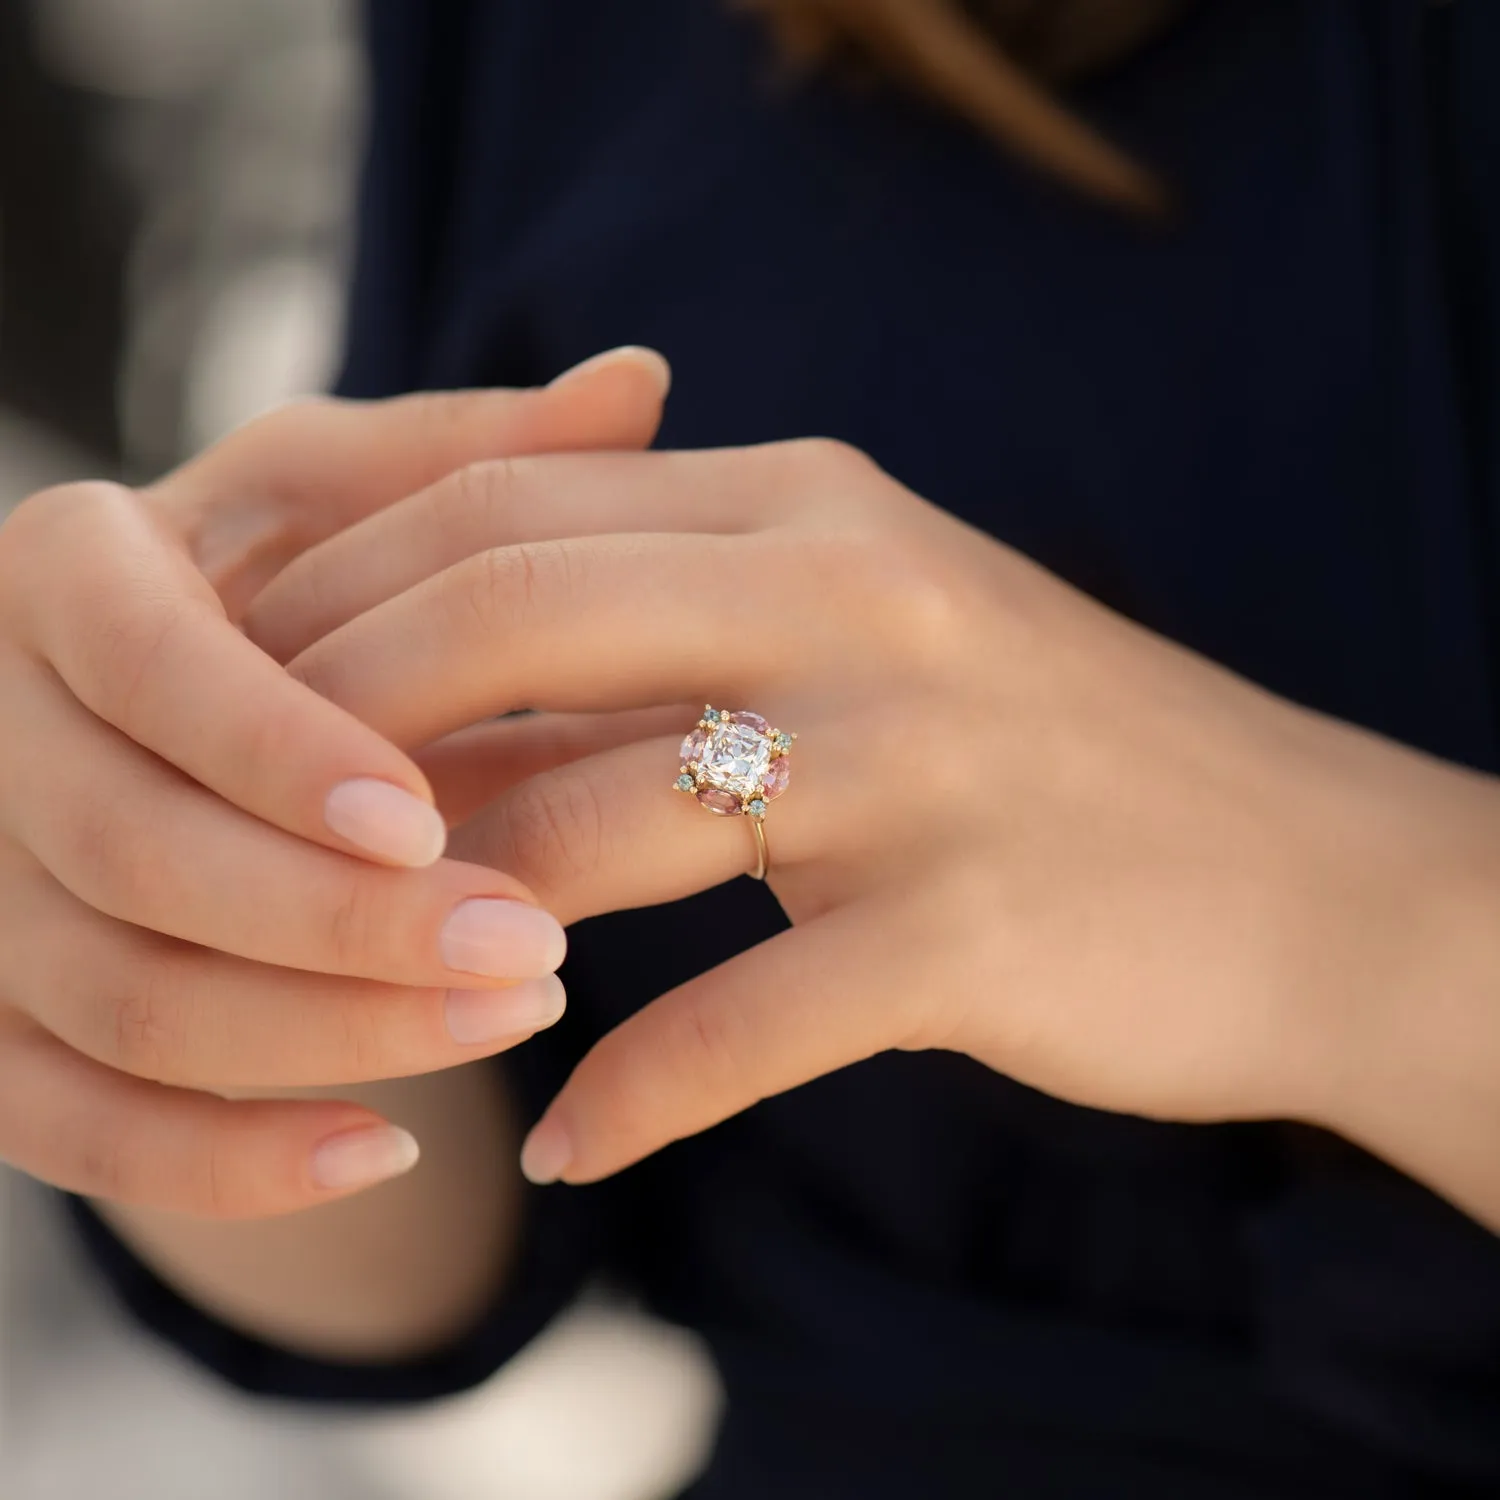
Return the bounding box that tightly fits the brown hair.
[746,0,1186,212]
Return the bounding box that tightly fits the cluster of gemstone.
[675,707,794,818]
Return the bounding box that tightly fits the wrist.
[1312,755,1500,1231]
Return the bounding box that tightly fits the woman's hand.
[258,437,1500,1223]
[0,350,671,1218]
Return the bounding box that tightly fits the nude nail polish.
[519,1117,573,1186]
[547,345,672,396]
[440,899,567,978]
[325,779,447,867]
[446,975,567,1045]
[311,1125,421,1193]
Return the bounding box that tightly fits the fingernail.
[520,1117,573,1186]
[547,345,672,398]
[325,779,447,868]
[440,898,567,978]
[446,974,567,1045]
[311,1124,421,1192]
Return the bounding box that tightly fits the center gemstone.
[699,721,772,797]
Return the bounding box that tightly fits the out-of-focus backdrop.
[0,4,720,1496]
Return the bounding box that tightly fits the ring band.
[674,707,795,881]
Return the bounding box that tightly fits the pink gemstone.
[680,726,709,765]
[761,755,791,800]
[727,710,770,734]
[697,788,743,816]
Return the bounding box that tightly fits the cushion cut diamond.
[699,721,772,797]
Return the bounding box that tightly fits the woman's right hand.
[0,350,671,1220]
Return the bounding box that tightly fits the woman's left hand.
[247,436,1500,1210]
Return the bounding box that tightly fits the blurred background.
[0,3,719,1495]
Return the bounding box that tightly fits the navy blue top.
[75,2,1500,1494]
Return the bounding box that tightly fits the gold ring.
[674,706,795,881]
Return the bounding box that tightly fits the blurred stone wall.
[0,0,357,489]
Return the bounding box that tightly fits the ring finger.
[449,727,877,926]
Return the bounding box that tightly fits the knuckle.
[3,479,123,547]
[84,587,190,725]
[671,993,749,1089]
[799,526,883,603]
[447,456,523,542]
[589,996,750,1152]
[0,481,125,597]
[784,436,878,486]
[460,545,514,637]
[388,388,482,444]
[886,561,968,662]
[509,538,565,618]
[816,526,966,662]
[83,1110,245,1220]
[462,536,577,638]
[502,769,606,891]
[239,393,338,448]
[74,1127,132,1201]
[236,691,306,793]
[581,1044,663,1151]
[207,396,341,488]
[325,875,391,975]
[330,992,388,1077]
[195,1131,240,1220]
[108,955,190,1080]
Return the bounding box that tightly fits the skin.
[0,348,671,1356]
[4,349,1499,1362]
[263,432,1500,1227]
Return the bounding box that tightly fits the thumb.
[149,347,672,616]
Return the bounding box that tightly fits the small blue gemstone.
[748,799,767,816]
[774,732,793,751]
[703,708,721,723]
[676,774,695,791]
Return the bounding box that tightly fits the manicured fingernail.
[311,1124,420,1192]
[547,345,672,397]
[325,779,447,868]
[520,1117,573,1186]
[446,974,567,1045]
[440,899,567,979]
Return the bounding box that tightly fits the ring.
[674,706,796,881]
